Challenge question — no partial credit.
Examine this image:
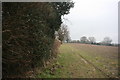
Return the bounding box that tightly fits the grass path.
[37,43,118,78]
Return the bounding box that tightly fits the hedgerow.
[2,2,74,78]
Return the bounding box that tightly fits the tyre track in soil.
[69,45,111,78]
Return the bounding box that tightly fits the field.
[37,43,118,78]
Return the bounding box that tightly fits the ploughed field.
[37,43,118,78]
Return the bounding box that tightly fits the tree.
[66,35,71,43]
[80,36,88,43]
[102,37,112,45]
[88,37,96,44]
[57,24,70,43]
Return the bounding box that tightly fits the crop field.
[37,43,118,78]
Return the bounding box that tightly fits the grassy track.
[37,43,118,78]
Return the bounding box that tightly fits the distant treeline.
[70,41,118,47]
[68,36,118,47]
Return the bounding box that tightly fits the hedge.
[2,2,74,78]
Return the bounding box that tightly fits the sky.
[62,0,119,43]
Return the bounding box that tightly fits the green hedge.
[2,2,74,78]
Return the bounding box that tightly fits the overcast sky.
[62,0,119,43]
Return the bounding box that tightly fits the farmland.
[37,43,118,78]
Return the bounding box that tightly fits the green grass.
[36,43,118,78]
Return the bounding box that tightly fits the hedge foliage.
[2,2,74,78]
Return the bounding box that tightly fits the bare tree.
[102,37,112,45]
[80,36,88,43]
[88,37,96,44]
[57,24,70,43]
[66,35,71,43]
